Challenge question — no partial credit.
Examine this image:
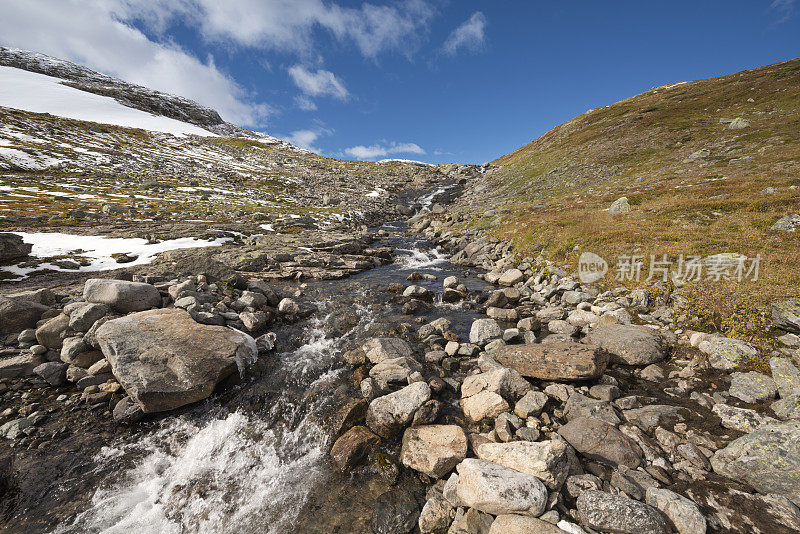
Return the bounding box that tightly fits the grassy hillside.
[456,58,800,341]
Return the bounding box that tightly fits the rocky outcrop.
[95,308,256,412]
[0,233,31,261]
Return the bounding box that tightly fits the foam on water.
[395,246,449,269]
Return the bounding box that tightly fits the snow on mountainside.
[0,47,254,137]
[0,66,217,137]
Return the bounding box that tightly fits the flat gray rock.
[586,324,671,366]
[84,278,161,313]
[578,490,668,534]
[557,417,642,469]
[729,371,778,404]
[773,298,800,333]
[711,421,800,507]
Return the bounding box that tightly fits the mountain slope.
[451,58,800,338]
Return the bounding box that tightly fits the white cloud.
[288,65,349,100]
[443,11,487,55]
[282,123,333,153]
[0,0,270,126]
[771,0,796,21]
[192,0,435,58]
[344,141,425,160]
[294,95,318,111]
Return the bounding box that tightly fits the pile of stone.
[1,273,289,439]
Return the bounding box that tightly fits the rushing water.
[40,221,490,533]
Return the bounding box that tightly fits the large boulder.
[0,297,50,335]
[83,278,161,313]
[645,487,706,534]
[773,299,800,334]
[454,459,547,517]
[475,440,570,490]
[95,308,256,413]
[0,233,31,261]
[711,421,800,507]
[557,417,642,468]
[0,353,45,379]
[35,313,71,349]
[577,490,668,534]
[400,425,467,478]
[586,325,671,366]
[371,489,420,534]
[494,343,609,381]
[729,371,778,404]
[366,382,431,438]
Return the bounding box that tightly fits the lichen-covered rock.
[577,490,668,534]
[455,458,547,517]
[494,343,609,381]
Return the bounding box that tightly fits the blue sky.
[1,1,799,163]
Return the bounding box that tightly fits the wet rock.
[557,417,643,468]
[330,425,380,471]
[277,297,299,315]
[84,278,161,313]
[400,424,468,478]
[461,390,510,422]
[33,361,68,386]
[96,308,256,413]
[0,417,35,440]
[0,232,31,260]
[577,490,668,534]
[0,353,45,379]
[711,421,800,506]
[239,311,267,332]
[586,325,671,366]
[112,396,144,424]
[489,514,564,533]
[773,299,800,333]
[455,458,547,517]
[372,488,420,534]
[729,371,778,403]
[0,296,50,335]
[366,381,431,438]
[494,343,608,381]
[35,313,71,349]
[476,440,570,490]
[404,285,434,302]
[470,319,503,346]
[645,487,706,534]
[698,336,759,371]
[363,337,413,364]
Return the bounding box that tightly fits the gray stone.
[33,361,68,386]
[645,488,706,534]
[470,319,503,346]
[773,299,800,333]
[624,405,685,432]
[366,382,431,438]
[461,390,510,422]
[557,417,643,468]
[0,353,45,379]
[712,403,778,433]
[772,395,800,420]
[0,232,31,261]
[489,515,564,534]
[494,343,609,381]
[577,490,668,534]
[372,489,420,534]
[586,325,671,366]
[476,440,570,490]
[711,421,800,507]
[564,392,620,425]
[113,396,144,424]
[96,308,256,413]
[698,336,759,371]
[729,371,778,403]
[498,269,524,286]
[461,368,531,401]
[401,425,468,478]
[771,215,800,233]
[418,496,454,533]
[455,458,547,517]
[84,278,161,313]
[608,197,631,215]
[363,337,413,364]
[0,296,50,334]
[770,357,800,398]
[35,313,71,349]
[68,303,110,332]
[514,391,548,418]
